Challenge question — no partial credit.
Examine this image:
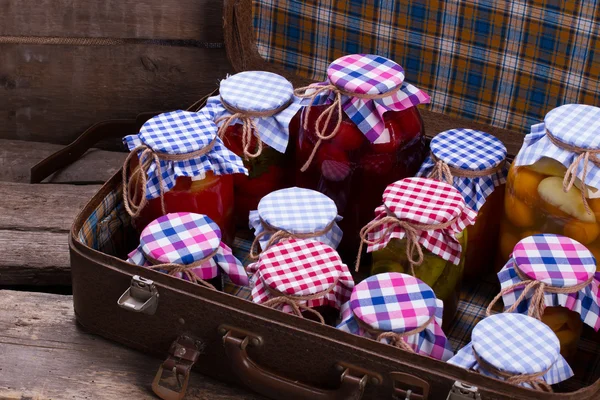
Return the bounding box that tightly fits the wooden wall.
[0,0,231,145]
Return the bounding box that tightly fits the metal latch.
[117,275,159,315]
[446,381,481,400]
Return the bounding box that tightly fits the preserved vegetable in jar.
[490,234,600,362]
[203,71,302,227]
[247,239,354,326]
[356,178,477,328]
[337,272,454,360]
[498,104,600,269]
[122,111,247,244]
[417,129,507,280]
[126,212,249,291]
[449,313,573,391]
[294,54,429,260]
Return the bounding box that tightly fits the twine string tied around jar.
[429,152,506,184]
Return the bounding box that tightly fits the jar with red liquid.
[294,54,430,259]
[203,71,303,227]
[122,110,247,244]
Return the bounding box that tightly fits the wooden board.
[0,139,125,184]
[0,289,263,399]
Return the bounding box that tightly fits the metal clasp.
[117,275,159,315]
[446,381,481,400]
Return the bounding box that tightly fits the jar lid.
[545,104,600,151]
[430,129,506,171]
[220,71,295,112]
[327,54,405,95]
[349,272,437,333]
[512,234,596,288]
[140,212,221,264]
[472,313,560,375]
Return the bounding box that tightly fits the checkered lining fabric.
[126,213,248,286]
[365,178,477,265]
[515,104,600,190]
[252,0,600,137]
[449,313,573,386]
[337,272,453,361]
[123,110,247,199]
[248,187,343,251]
[498,234,600,331]
[201,71,303,153]
[247,239,354,311]
[416,129,508,212]
[307,54,430,143]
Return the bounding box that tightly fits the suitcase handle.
[221,327,376,400]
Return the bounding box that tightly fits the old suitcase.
[31,0,600,399]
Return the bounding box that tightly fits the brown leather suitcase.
[31,1,600,399]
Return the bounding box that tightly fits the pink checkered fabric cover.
[498,234,600,331]
[365,177,477,265]
[127,212,248,286]
[247,238,354,312]
[337,272,453,361]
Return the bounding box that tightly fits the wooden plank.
[0,290,263,399]
[0,44,230,145]
[0,139,125,183]
[0,0,223,42]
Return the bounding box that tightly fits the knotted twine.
[544,128,600,215]
[144,247,220,290]
[486,262,594,319]
[355,207,460,275]
[294,83,402,172]
[472,347,553,392]
[122,137,217,219]
[354,312,435,354]
[261,278,340,324]
[429,153,506,185]
[215,97,293,160]
[249,218,337,260]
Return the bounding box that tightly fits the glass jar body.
[497,159,600,271]
[541,306,583,361]
[370,231,467,329]
[295,106,427,261]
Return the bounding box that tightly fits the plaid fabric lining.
[416,129,508,212]
[252,0,600,136]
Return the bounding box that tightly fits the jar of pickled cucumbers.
[498,104,600,270]
[203,71,302,227]
[122,111,247,243]
[294,54,429,261]
[417,129,507,280]
[490,234,600,361]
[356,177,477,328]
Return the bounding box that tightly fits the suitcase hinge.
[117,275,159,315]
[446,381,481,400]
[152,335,204,400]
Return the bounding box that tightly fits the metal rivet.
[334,364,344,372]
[178,318,185,325]
[370,377,380,385]
[250,337,260,347]
[217,327,227,336]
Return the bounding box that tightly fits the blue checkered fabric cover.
[249,187,343,250]
[307,54,430,143]
[123,110,247,200]
[449,313,573,386]
[416,129,508,212]
[515,104,600,190]
[201,71,303,153]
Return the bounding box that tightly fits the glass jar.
[204,71,302,228]
[493,234,599,362]
[497,104,600,269]
[416,129,508,281]
[294,54,429,261]
[356,177,477,328]
[122,110,247,244]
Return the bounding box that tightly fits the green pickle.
[371,230,467,328]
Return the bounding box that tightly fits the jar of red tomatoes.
[294,54,429,260]
[203,71,303,227]
[122,110,247,244]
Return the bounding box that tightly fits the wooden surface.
[0,290,263,399]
